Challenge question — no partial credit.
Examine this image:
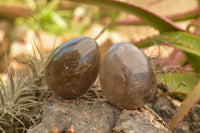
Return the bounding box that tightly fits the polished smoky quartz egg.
[100,42,156,109]
[44,37,100,98]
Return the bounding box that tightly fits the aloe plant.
[115,7,200,25]
[168,81,200,130]
[64,0,183,33]
[157,73,200,101]
[137,31,200,73]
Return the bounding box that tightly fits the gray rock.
[28,98,171,133]
[113,105,171,133]
[28,98,119,133]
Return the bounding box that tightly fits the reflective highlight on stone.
[44,37,100,98]
[100,42,156,109]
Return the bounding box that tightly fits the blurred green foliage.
[15,0,73,35]
[0,0,122,35]
[13,0,120,35]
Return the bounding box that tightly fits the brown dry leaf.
[51,123,58,133]
[67,125,75,133]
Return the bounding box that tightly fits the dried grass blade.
[0,79,5,105]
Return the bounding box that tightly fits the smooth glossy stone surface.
[44,37,100,98]
[100,42,156,109]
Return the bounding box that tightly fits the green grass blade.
[168,81,200,130]
[64,0,183,32]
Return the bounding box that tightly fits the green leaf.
[45,0,60,11]
[157,73,200,100]
[137,32,200,73]
[168,81,200,130]
[108,10,120,22]
[51,12,67,28]
[161,32,200,50]
[64,0,183,32]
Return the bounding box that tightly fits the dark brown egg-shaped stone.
[44,37,100,98]
[100,42,156,109]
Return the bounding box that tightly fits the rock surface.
[113,106,170,133]
[28,98,171,133]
